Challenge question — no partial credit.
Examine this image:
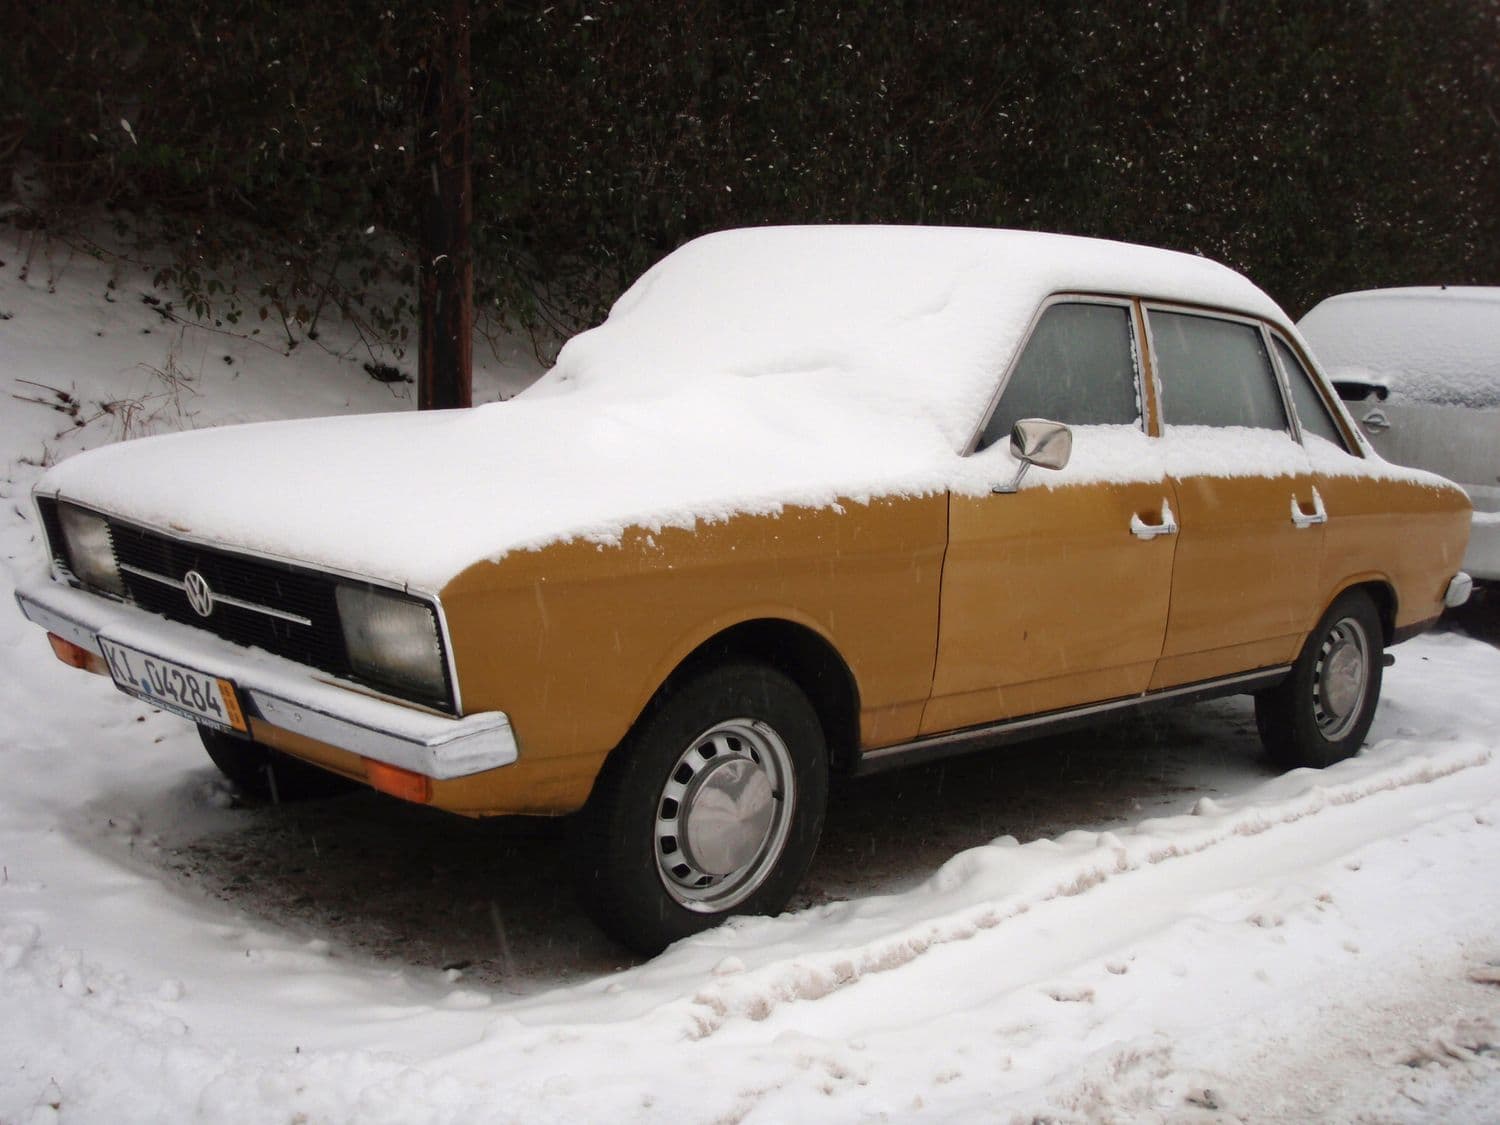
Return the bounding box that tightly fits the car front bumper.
[14,576,519,780]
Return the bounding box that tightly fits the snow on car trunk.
[1300,287,1500,409]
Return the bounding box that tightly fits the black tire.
[572,662,829,956]
[1255,589,1384,769]
[198,725,359,802]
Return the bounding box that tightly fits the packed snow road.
[3,248,1499,1121]
[4,613,1500,1122]
[130,689,1283,991]
[117,605,1500,999]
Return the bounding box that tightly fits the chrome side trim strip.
[118,563,315,627]
[855,666,1292,776]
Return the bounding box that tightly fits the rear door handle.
[1361,409,1391,432]
[1130,500,1178,540]
[1291,487,1327,528]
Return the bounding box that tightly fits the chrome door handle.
[1291,487,1328,528]
[1130,500,1178,540]
[1361,409,1391,432]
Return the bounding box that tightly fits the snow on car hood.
[38,388,964,590]
[39,227,1293,589]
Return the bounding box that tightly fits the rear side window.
[1272,336,1349,450]
[978,301,1140,450]
[1149,309,1289,431]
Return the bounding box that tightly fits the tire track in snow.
[674,740,1492,1040]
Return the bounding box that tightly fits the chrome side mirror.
[994,418,1072,494]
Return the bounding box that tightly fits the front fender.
[436,495,948,812]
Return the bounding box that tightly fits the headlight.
[56,503,126,596]
[335,585,448,704]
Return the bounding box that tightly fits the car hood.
[37,380,964,591]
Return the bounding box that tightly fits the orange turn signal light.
[48,633,107,675]
[363,759,433,804]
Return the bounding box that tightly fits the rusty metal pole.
[417,0,473,410]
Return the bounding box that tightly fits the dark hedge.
[5,0,1498,344]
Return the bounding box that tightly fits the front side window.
[1271,336,1350,450]
[978,301,1140,451]
[1149,309,1288,431]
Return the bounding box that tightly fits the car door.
[1266,330,1465,616]
[921,297,1179,735]
[1145,307,1327,689]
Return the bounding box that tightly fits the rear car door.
[1145,306,1326,689]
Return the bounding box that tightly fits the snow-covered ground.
[3,237,1499,1123]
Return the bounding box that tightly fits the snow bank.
[7,638,1500,1123]
[498,728,1494,1043]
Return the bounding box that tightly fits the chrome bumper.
[14,576,518,780]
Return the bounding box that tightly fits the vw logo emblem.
[183,570,216,618]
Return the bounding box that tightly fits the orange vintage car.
[15,227,1472,953]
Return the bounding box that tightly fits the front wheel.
[572,662,828,955]
[1255,589,1384,769]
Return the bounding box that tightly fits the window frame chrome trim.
[1140,300,1296,436]
[1264,327,1358,455]
[1257,320,1306,445]
[962,292,1144,457]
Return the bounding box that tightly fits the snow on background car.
[3,241,1500,1122]
[1299,287,1500,408]
[1299,287,1500,583]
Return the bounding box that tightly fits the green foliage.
[4,0,1498,341]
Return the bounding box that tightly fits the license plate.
[99,638,248,733]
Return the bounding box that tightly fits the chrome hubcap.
[680,757,775,875]
[1313,616,1370,740]
[654,718,795,912]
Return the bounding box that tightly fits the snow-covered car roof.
[40,227,1292,588]
[1298,287,1500,408]
[547,225,1287,450]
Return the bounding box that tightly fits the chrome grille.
[38,498,455,713]
[108,520,349,676]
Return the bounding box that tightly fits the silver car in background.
[1300,286,1500,583]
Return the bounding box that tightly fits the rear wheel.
[1255,589,1383,769]
[573,662,828,955]
[198,725,358,802]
